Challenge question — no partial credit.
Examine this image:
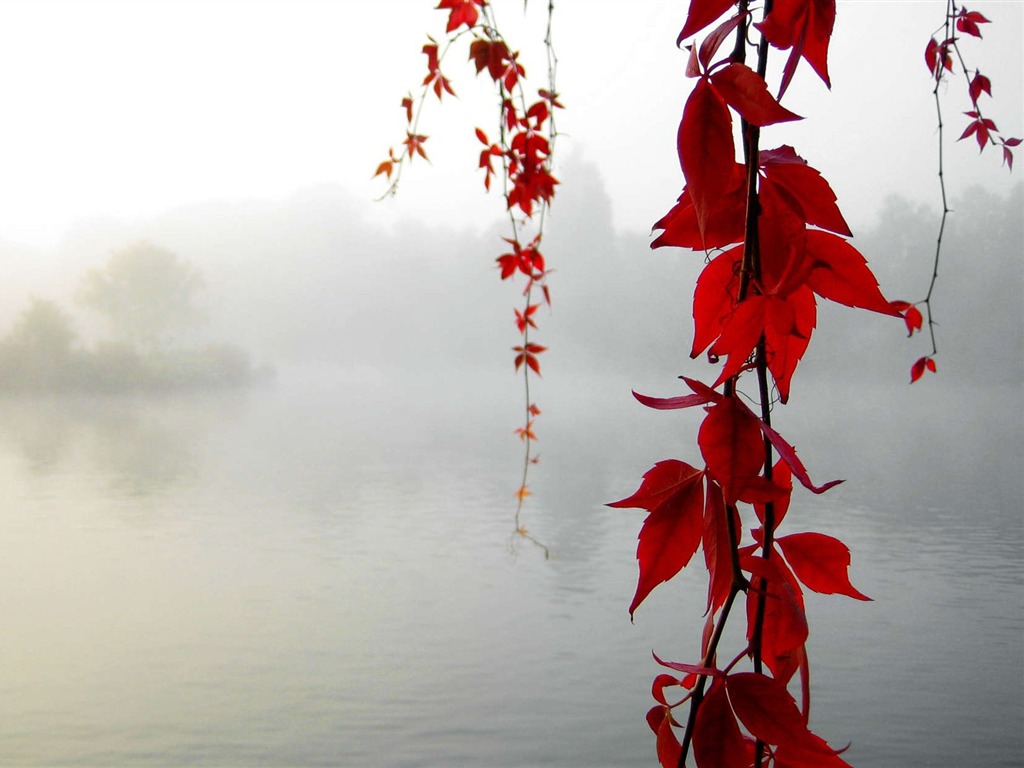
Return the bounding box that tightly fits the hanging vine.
[375,0,559,553]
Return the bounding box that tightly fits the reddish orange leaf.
[436,0,482,33]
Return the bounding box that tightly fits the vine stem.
[922,0,957,359]
[675,2,777,765]
[490,0,557,557]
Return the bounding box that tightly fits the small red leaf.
[910,355,937,383]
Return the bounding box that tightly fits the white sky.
[0,0,1019,249]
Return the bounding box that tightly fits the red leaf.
[805,231,901,316]
[652,651,721,679]
[757,0,836,97]
[651,674,683,706]
[776,531,870,600]
[436,0,481,33]
[925,36,955,80]
[956,9,990,38]
[890,301,923,336]
[910,355,937,383]
[702,480,737,614]
[698,13,746,72]
[760,145,851,236]
[693,680,752,768]
[609,461,706,618]
[711,63,803,126]
[968,71,992,103]
[726,672,808,746]
[709,294,767,383]
[754,458,793,528]
[678,0,738,42]
[403,132,429,162]
[652,163,747,251]
[692,245,742,356]
[752,408,843,495]
[653,706,682,768]
[728,673,850,762]
[760,288,817,403]
[678,79,735,241]
[698,398,765,504]
[743,554,808,674]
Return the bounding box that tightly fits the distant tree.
[0,297,80,389]
[7,297,78,359]
[78,241,204,351]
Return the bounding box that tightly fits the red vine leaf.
[692,246,742,357]
[956,8,990,38]
[761,145,851,236]
[910,355,937,383]
[403,132,430,162]
[652,651,722,679]
[727,673,850,763]
[697,13,746,72]
[651,163,747,250]
[711,63,803,126]
[726,671,808,746]
[698,397,773,504]
[751,409,843,495]
[754,458,793,528]
[1003,137,1022,171]
[925,37,954,80]
[776,531,870,600]
[702,479,737,614]
[678,0,738,43]
[742,554,808,679]
[968,71,992,103]
[805,231,901,316]
[693,680,753,768]
[678,78,735,241]
[651,674,683,707]
[757,0,836,97]
[651,705,682,768]
[890,300,923,336]
[608,461,706,618]
[437,0,482,33]
[512,343,546,375]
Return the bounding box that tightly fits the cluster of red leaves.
[925,5,1021,169]
[376,1,560,508]
[609,2,910,765]
[906,3,1020,385]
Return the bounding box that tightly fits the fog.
[2,156,1018,389]
[0,2,1020,764]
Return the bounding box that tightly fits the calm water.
[0,367,1020,767]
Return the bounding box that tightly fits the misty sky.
[0,0,1019,249]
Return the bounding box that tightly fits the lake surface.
[0,367,1020,767]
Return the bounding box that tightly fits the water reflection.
[0,392,249,499]
[0,373,1019,767]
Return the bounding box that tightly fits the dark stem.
[922,0,957,359]
[678,2,776,764]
